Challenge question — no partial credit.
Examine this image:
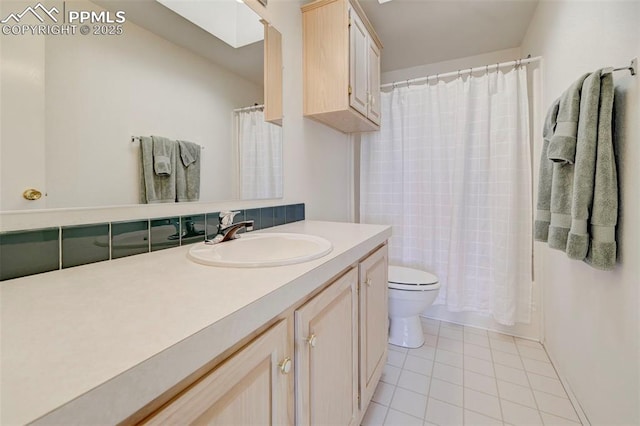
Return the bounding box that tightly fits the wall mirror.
[0,0,283,212]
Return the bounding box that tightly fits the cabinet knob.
[23,188,42,201]
[306,334,317,348]
[365,278,372,287]
[279,357,292,374]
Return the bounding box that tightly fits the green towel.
[539,70,618,270]
[566,70,602,260]
[152,135,174,176]
[547,74,591,250]
[547,74,589,164]
[176,140,201,202]
[534,98,560,242]
[140,136,176,203]
[585,72,617,270]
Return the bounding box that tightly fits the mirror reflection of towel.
[140,136,176,203]
[176,140,201,202]
[152,135,175,176]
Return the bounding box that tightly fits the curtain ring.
[485,64,489,74]
[495,63,499,73]
[392,81,397,89]
[406,79,410,87]
[457,69,461,78]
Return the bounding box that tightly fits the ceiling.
[94,0,264,86]
[358,0,539,73]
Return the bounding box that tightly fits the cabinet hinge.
[348,85,352,95]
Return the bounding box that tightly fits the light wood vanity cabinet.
[358,245,388,413]
[295,268,359,425]
[302,0,382,133]
[141,319,293,425]
[137,246,388,426]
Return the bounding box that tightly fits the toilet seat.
[388,266,440,291]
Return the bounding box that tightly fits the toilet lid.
[388,266,440,291]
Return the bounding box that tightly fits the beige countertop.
[0,221,391,425]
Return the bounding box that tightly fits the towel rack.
[603,57,637,76]
[131,136,204,149]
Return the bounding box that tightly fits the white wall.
[378,48,544,340]
[1,0,263,210]
[0,0,355,229]
[522,1,640,424]
[0,0,46,212]
[255,0,354,223]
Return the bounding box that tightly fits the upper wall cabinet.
[302,0,382,133]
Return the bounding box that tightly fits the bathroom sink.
[187,233,333,268]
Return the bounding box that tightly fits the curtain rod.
[233,104,264,113]
[381,56,543,89]
[382,56,637,90]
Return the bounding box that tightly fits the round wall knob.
[307,334,317,348]
[279,357,292,374]
[365,278,372,287]
[23,189,42,201]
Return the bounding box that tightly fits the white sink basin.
[187,233,333,268]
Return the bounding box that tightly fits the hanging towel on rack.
[547,73,591,250]
[547,73,589,164]
[176,140,201,202]
[585,72,617,270]
[534,97,560,242]
[152,136,174,176]
[536,70,618,270]
[140,136,176,203]
[565,70,603,260]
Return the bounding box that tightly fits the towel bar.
[602,57,637,76]
[131,136,204,149]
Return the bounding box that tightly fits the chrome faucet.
[205,211,254,244]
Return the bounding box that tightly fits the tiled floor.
[362,319,582,426]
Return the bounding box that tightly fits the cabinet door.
[264,22,283,126]
[367,39,381,125]
[349,8,369,117]
[359,246,388,411]
[295,268,358,426]
[143,319,292,425]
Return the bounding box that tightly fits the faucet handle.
[219,210,241,226]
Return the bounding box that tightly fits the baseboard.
[542,343,591,426]
[420,314,541,342]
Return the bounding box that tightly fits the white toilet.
[388,266,440,348]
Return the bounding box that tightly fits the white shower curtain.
[361,67,532,325]
[238,109,283,200]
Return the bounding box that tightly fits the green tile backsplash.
[260,207,275,229]
[274,206,286,226]
[62,224,110,268]
[112,220,149,259]
[0,228,60,281]
[180,215,206,245]
[0,203,304,281]
[150,217,181,251]
[245,209,261,231]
